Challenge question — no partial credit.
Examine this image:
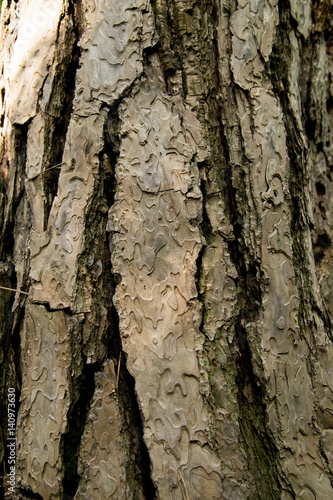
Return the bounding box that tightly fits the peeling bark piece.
[28,0,156,310]
[30,112,106,309]
[231,23,333,497]
[110,61,223,499]
[4,0,63,124]
[73,0,157,116]
[230,0,278,90]
[290,0,312,38]
[17,304,70,498]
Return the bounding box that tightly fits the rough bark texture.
[0,0,332,498]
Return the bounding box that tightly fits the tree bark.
[0,0,332,498]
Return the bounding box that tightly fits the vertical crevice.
[203,3,284,495]
[103,106,121,209]
[61,104,157,498]
[103,107,157,499]
[0,123,28,496]
[201,2,290,494]
[150,0,187,96]
[1,123,28,246]
[17,487,43,500]
[269,0,333,339]
[60,105,120,497]
[105,303,158,500]
[61,165,113,498]
[226,195,287,497]
[233,317,285,499]
[61,355,100,498]
[269,0,323,326]
[268,1,333,486]
[42,1,82,228]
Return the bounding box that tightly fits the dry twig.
[116,352,122,392]
[0,285,29,295]
[27,162,63,181]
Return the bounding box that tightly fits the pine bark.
[0,0,332,498]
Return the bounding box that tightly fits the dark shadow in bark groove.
[42,1,81,229]
[103,106,121,209]
[0,123,28,496]
[105,303,158,500]
[60,175,112,497]
[61,359,99,498]
[219,100,288,498]
[17,487,44,500]
[268,1,333,487]
[226,168,291,496]
[234,316,283,500]
[103,111,157,499]
[0,123,28,246]
[226,166,282,496]
[60,107,157,498]
[150,0,187,96]
[269,0,333,341]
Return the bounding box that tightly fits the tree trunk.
[0,0,332,498]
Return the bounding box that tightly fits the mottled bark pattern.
[0,0,332,498]
[18,305,70,498]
